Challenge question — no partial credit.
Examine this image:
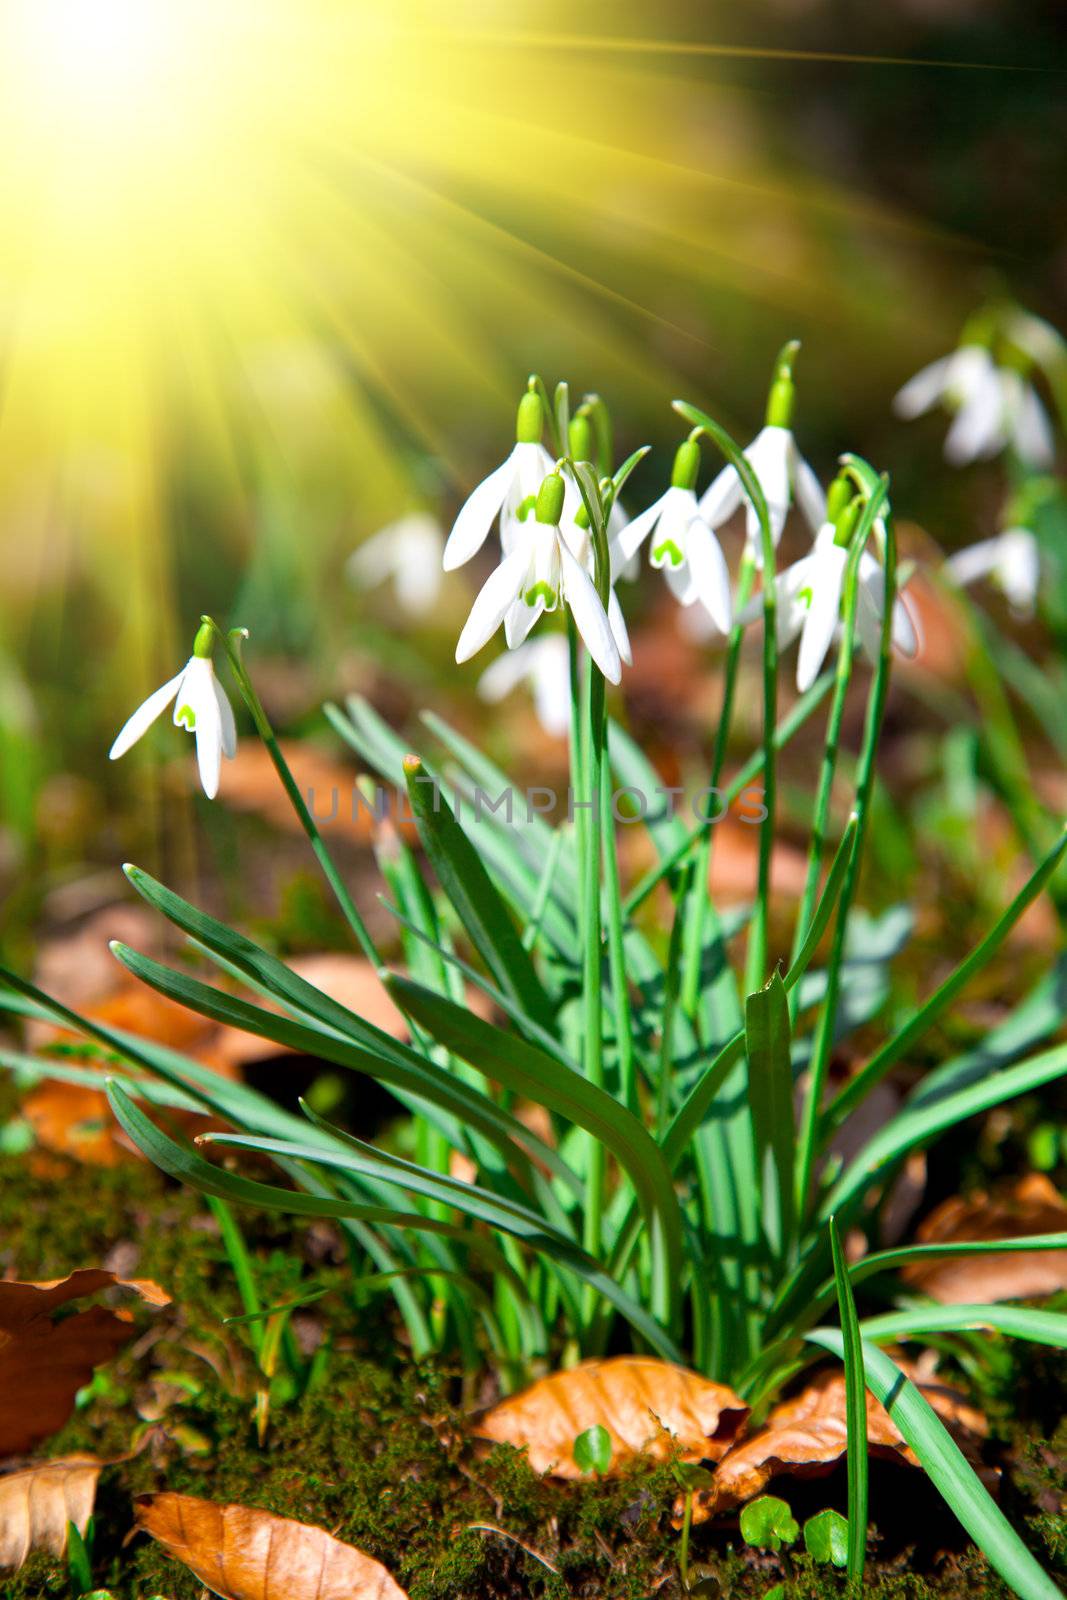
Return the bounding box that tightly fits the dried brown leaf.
[688,1362,987,1520]
[0,1456,104,1570]
[0,1270,170,1457]
[135,1492,409,1599]
[902,1174,1067,1303]
[471,1355,748,1478]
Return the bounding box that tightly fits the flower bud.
[516,389,544,444]
[825,472,852,526]
[534,472,566,526]
[832,494,863,549]
[765,339,800,429]
[569,410,594,463]
[671,437,701,491]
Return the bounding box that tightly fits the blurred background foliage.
[0,0,1063,947]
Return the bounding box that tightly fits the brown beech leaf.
[687,1362,987,1521]
[0,1271,170,1457]
[0,1456,104,1570]
[901,1174,1067,1304]
[471,1356,749,1478]
[210,952,409,1067]
[135,1493,409,1599]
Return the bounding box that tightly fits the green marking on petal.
[516,494,538,523]
[652,538,684,568]
[176,704,196,730]
[524,581,558,608]
[798,586,814,611]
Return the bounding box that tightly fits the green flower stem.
[670,401,778,996]
[793,505,898,1219]
[205,618,381,969]
[681,550,757,1025]
[788,481,889,1018]
[601,754,637,1112]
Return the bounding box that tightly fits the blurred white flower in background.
[348,513,444,616]
[946,528,1040,618]
[477,635,571,737]
[894,344,1054,468]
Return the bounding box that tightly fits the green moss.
[1,1150,1066,1599]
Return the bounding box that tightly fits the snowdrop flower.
[109,623,237,799]
[698,342,826,556]
[945,527,1040,617]
[347,513,444,616]
[738,479,918,688]
[443,389,554,570]
[456,471,621,683]
[478,635,570,738]
[893,343,1054,468]
[616,437,732,632]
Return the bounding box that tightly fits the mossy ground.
[1,1140,1065,1600]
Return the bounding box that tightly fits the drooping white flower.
[945,527,1040,617]
[738,487,919,687]
[455,472,621,684]
[697,345,826,556]
[347,513,444,616]
[477,635,571,737]
[893,343,1054,468]
[443,389,555,571]
[617,438,732,632]
[109,624,237,799]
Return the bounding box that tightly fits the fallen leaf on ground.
[135,1492,409,1599]
[210,952,408,1067]
[901,1174,1067,1304]
[0,1456,104,1570]
[687,1361,987,1520]
[220,739,417,842]
[471,1356,748,1478]
[0,1271,169,1457]
[22,976,239,1168]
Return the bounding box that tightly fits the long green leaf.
[401,755,555,1032]
[386,972,685,1303]
[809,1330,1064,1600]
[829,1218,867,1584]
[745,973,795,1258]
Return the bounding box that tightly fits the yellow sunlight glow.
[0,0,952,709]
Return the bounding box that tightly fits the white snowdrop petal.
[505,593,543,650]
[944,376,1004,465]
[478,645,537,703]
[685,520,733,634]
[855,581,884,665]
[443,450,517,570]
[195,710,223,799]
[892,355,954,419]
[607,585,633,667]
[1012,385,1055,469]
[616,492,667,564]
[791,450,827,534]
[455,547,528,662]
[213,675,238,760]
[108,670,185,761]
[559,541,621,684]
[797,550,847,693]
[996,529,1040,614]
[697,462,742,527]
[945,536,1003,587]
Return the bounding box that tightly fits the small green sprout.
[803,1508,850,1567]
[572,1423,612,1475]
[739,1495,800,1553]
